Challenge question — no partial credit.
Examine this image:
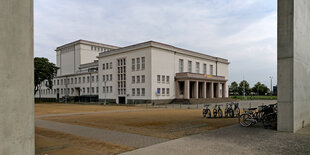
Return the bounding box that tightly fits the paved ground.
[122,124,310,155]
[35,119,168,148]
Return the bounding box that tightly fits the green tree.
[238,80,250,95]
[251,82,269,95]
[229,81,239,95]
[34,57,59,95]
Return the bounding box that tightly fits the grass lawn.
[230,95,277,100]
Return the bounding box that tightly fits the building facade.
[35,40,229,104]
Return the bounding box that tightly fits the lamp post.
[269,76,273,99]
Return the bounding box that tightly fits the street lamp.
[269,76,273,99]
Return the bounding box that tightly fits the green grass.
[230,95,277,100]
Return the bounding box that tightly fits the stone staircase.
[170,98,238,104]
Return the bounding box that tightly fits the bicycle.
[239,107,260,127]
[232,102,240,117]
[224,103,234,118]
[202,104,211,118]
[261,104,277,129]
[213,105,223,118]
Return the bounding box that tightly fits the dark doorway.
[119,96,126,104]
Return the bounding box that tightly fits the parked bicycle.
[213,104,223,118]
[239,103,277,128]
[232,102,240,117]
[202,104,211,118]
[225,103,234,118]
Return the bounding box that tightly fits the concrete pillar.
[202,82,207,98]
[0,0,34,154]
[184,80,190,99]
[222,82,227,98]
[194,81,199,98]
[209,82,214,99]
[175,81,180,99]
[278,0,310,132]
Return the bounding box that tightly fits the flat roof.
[55,39,120,51]
[98,41,229,64]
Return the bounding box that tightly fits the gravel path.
[35,119,168,148]
[122,124,310,155]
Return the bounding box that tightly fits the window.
[61,89,63,94]
[103,75,105,81]
[196,62,200,73]
[91,46,93,50]
[167,88,170,95]
[87,76,89,83]
[203,64,207,74]
[162,88,165,95]
[132,58,135,71]
[75,78,77,84]
[83,77,85,83]
[110,86,112,93]
[137,76,140,83]
[136,58,140,70]
[110,74,112,81]
[79,77,81,83]
[132,76,135,83]
[106,87,109,93]
[61,79,63,85]
[157,88,160,95]
[71,88,74,94]
[166,76,170,83]
[141,57,145,70]
[132,88,135,96]
[57,80,59,85]
[103,87,105,93]
[188,61,192,72]
[83,88,85,93]
[109,62,112,69]
[142,88,145,96]
[141,75,145,83]
[162,75,165,83]
[96,75,98,82]
[106,63,109,69]
[157,75,160,82]
[103,64,105,70]
[137,88,140,96]
[71,78,73,84]
[179,59,184,72]
[96,87,98,93]
[106,75,109,81]
[87,88,89,93]
[210,65,214,75]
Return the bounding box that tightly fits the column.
[175,81,180,99]
[202,82,207,98]
[184,80,190,99]
[222,82,227,98]
[0,0,34,154]
[210,81,214,98]
[194,81,199,98]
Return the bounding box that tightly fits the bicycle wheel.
[213,109,217,118]
[239,113,253,127]
[206,109,211,118]
[228,109,234,118]
[225,109,228,118]
[218,109,223,118]
[235,108,240,116]
[262,113,277,128]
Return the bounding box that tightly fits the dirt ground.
[35,103,146,115]
[35,127,134,155]
[41,107,238,139]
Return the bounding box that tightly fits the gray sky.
[34,0,277,87]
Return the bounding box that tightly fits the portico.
[175,72,227,99]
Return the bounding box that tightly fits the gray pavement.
[122,124,310,155]
[35,119,168,148]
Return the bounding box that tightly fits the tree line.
[229,80,270,96]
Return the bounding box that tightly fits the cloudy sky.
[34,0,277,87]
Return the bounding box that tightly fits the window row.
[179,59,214,75]
[157,75,170,83]
[91,46,110,52]
[103,74,113,82]
[132,88,145,96]
[132,57,145,71]
[54,75,99,86]
[102,62,112,70]
[132,75,145,84]
[156,88,170,96]
[103,86,113,93]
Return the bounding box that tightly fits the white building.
[35,40,229,104]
